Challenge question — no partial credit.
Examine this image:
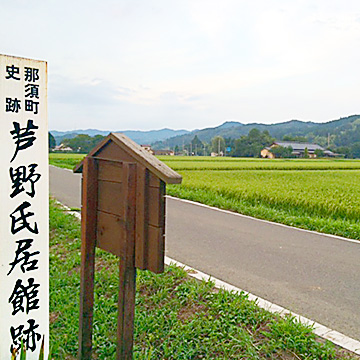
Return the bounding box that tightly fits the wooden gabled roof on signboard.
[73,133,182,184]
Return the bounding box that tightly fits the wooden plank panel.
[135,165,149,270]
[147,225,165,274]
[97,158,123,183]
[96,211,125,258]
[97,141,135,163]
[146,180,165,273]
[78,157,98,359]
[148,186,166,227]
[159,180,166,230]
[149,171,160,188]
[97,180,122,215]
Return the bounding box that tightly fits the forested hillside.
[152,115,360,157]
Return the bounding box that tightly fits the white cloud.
[2,0,360,130]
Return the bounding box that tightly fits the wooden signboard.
[74,133,181,359]
[0,54,49,359]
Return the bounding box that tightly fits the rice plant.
[10,337,44,360]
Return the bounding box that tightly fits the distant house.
[261,141,335,159]
[153,149,175,156]
[53,144,73,152]
[141,145,174,156]
[140,145,154,155]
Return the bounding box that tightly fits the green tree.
[350,142,360,158]
[270,146,293,158]
[282,135,308,142]
[248,128,261,140]
[224,137,235,155]
[211,136,225,155]
[304,147,309,158]
[49,132,56,150]
[191,135,203,156]
[233,129,274,157]
[62,134,105,153]
[334,146,351,158]
[314,149,324,158]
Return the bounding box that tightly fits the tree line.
[49,129,277,157]
[179,129,276,157]
[49,134,106,153]
[49,129,359,158]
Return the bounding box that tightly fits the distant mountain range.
[151,115,360,149]
[51,114,360,149]
[51,128,190,145]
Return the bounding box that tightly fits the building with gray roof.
[261,141,335,158]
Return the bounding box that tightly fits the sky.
[1,0,360,131]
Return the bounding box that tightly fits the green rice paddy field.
[49,154,360,240]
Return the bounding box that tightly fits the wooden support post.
[117,163,137,359]
[78,157,98,360]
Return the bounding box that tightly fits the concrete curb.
[164,256,360,356]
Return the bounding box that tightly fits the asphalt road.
[49,165,360,341]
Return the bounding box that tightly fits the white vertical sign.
[0,55,49,359]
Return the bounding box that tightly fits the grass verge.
[49,198,357,359]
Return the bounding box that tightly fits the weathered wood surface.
[96,158,130,257]
[78,157,98,360]
[97,157,123,182]
[147,180,166,273]
[148,185,164,227]
[93,158,166,273]
[117,163,137,360]
[135,165,149,270]
[94,141,136,164]
[97,180,123,214]
[97,211,125,257]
